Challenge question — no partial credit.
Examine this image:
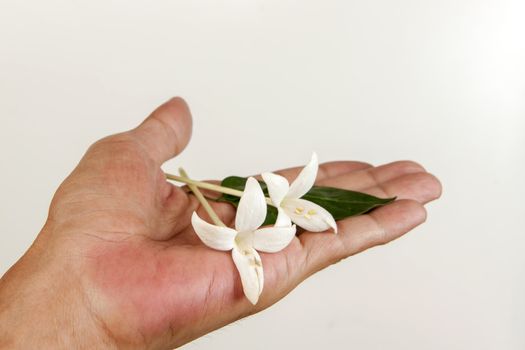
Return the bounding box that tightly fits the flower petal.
[232,246,264,305]
[261,172,289,207]
[235,177,267,232]
[191,212,237,250]
[275,207,292,227]
[282,198,338,233]
[253,225,297,253]
[287,152,318,199]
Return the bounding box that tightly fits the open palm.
[17,98,441,349]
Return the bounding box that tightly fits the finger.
[172,160,433,244]
[298,164,442,275]
[174,160,435,240]
[192,160,418,221]
[317,160,427,190]
[192,161,373,201]
[299,199,427,275]
[131,97,193,165]
[359,172,442,203]
[321,170,442,204]
[275,160,372,183]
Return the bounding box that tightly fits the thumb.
[131,97,193,164]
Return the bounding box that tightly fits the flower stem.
[178,168,226,227]
[166,173,243,197]
[165,172,273,205]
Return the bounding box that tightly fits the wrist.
[0,235,117,349]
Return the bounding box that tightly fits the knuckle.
[87,132,136,154]
[396,160,426,173]
[83,133,152,180]
[327,236,349,266]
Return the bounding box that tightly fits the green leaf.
[217,176,395,226]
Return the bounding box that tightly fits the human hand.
[0,98,441,349]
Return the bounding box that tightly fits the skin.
[0,98,442,349]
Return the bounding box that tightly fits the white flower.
[191,177,297,305]
[262,153,338,233]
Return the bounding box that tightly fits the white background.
[1,1,524,349]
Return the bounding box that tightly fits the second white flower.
[262,153,338,233]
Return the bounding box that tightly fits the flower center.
[294,206,316,219]
[235,230,254,254]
